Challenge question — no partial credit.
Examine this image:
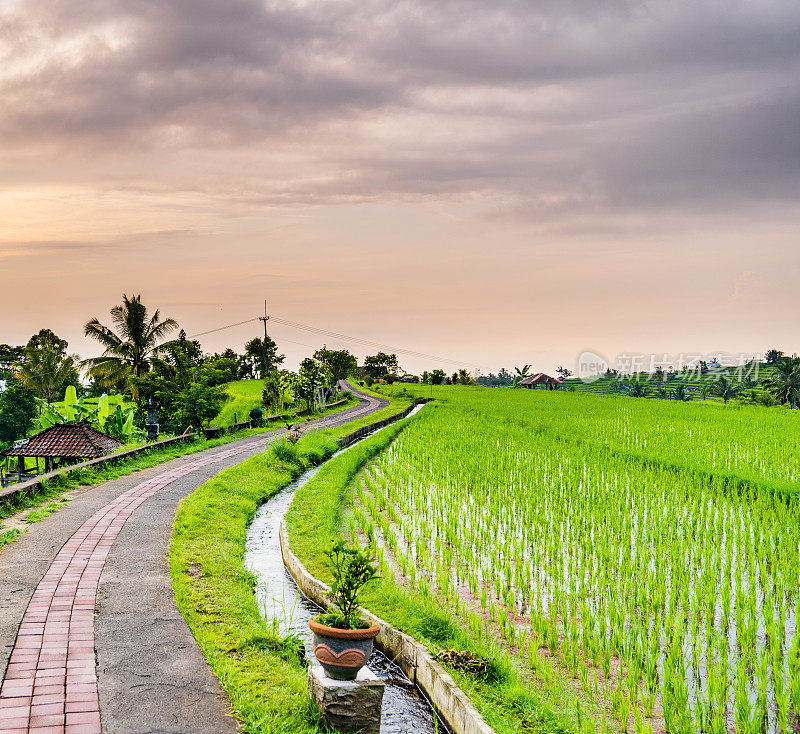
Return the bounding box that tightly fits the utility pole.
[258,300,269,379]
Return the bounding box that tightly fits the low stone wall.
[336,399,430,449]
[227,421,252,432]
[262,397,350,426]
[279,522,493,734]
[0,431,198,507]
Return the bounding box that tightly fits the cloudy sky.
[1,0,798,374]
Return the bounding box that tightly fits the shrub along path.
[0,385,386,734]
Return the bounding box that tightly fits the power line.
[187,317,259,339]
[269,316,480,369]
[187,313,481,370]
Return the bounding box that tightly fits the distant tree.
[430,369,446,385]
[0,382,38,444]
[764,357,800,408]
[713,376,741,404]
[653,382,669,399]
[477,368,514,387]
[451,372,458,385]
[262,370,282,411]
[213,355,239,383]
[362,353,399,379]
[0,344,24,380]
[457,369,473,385]
[512,365,531,388]
[765,349,784,365]
[626,382,649,398]
[18,329,80,402]
[697,381,712,400]
[556,365,573,380]
[133,344,228,433]
[315,347,358,383]
[295,358,332,410]
[421,370,430,384]
[244,336,284,380]
[84,294,178,395]
[671,384,692,402]
[752,390,776,407]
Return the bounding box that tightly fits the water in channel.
[244,408,445,734]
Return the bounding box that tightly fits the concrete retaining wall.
[336,399,431,449]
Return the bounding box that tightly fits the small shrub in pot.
[309,536,380,680]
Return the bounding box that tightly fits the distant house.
[518,373,562,390]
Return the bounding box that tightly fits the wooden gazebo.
[518,373,562,390]
[1,423,123,484]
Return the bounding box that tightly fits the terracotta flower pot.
[308,617,380,680]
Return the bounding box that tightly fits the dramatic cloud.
[2,0,798,211]
[0,0,798,370]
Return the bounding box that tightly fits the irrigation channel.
[245,405,448,734]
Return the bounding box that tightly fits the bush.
[270,438,300,465]
[0,383,37,444]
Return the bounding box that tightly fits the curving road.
[0,384,386,734]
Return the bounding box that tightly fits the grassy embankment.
[285,413,574,734]
[212,378,359,428]
[0,394,359,550]
[169,392,415,734]
[212,380,266,428]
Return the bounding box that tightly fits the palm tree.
[512,365,531,388]
[713,376,740,404]
[764,357,800,408]
[671,384,692,402]
[626,381,649,397]
[83,295,178,394]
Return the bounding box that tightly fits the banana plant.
[35,393,142,441]
[511,365,531,388]
[103,404,143,441]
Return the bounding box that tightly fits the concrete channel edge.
[279,522,494,734]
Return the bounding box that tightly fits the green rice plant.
[352,388,800,732]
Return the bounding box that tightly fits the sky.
[1,0,798,375]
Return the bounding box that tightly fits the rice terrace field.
[349,386,800,733]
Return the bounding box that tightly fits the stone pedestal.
[307,664,385,733]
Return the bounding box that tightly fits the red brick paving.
[0,441,268,733]
[0,395,380,733]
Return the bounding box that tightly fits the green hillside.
[211,379,265,428]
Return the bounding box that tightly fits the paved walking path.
[0,387,386,734]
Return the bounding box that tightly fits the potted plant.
[308,536,380,680]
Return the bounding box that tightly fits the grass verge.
[285,416,575,734]
[169,394,414,733]
[0,395,360,547]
